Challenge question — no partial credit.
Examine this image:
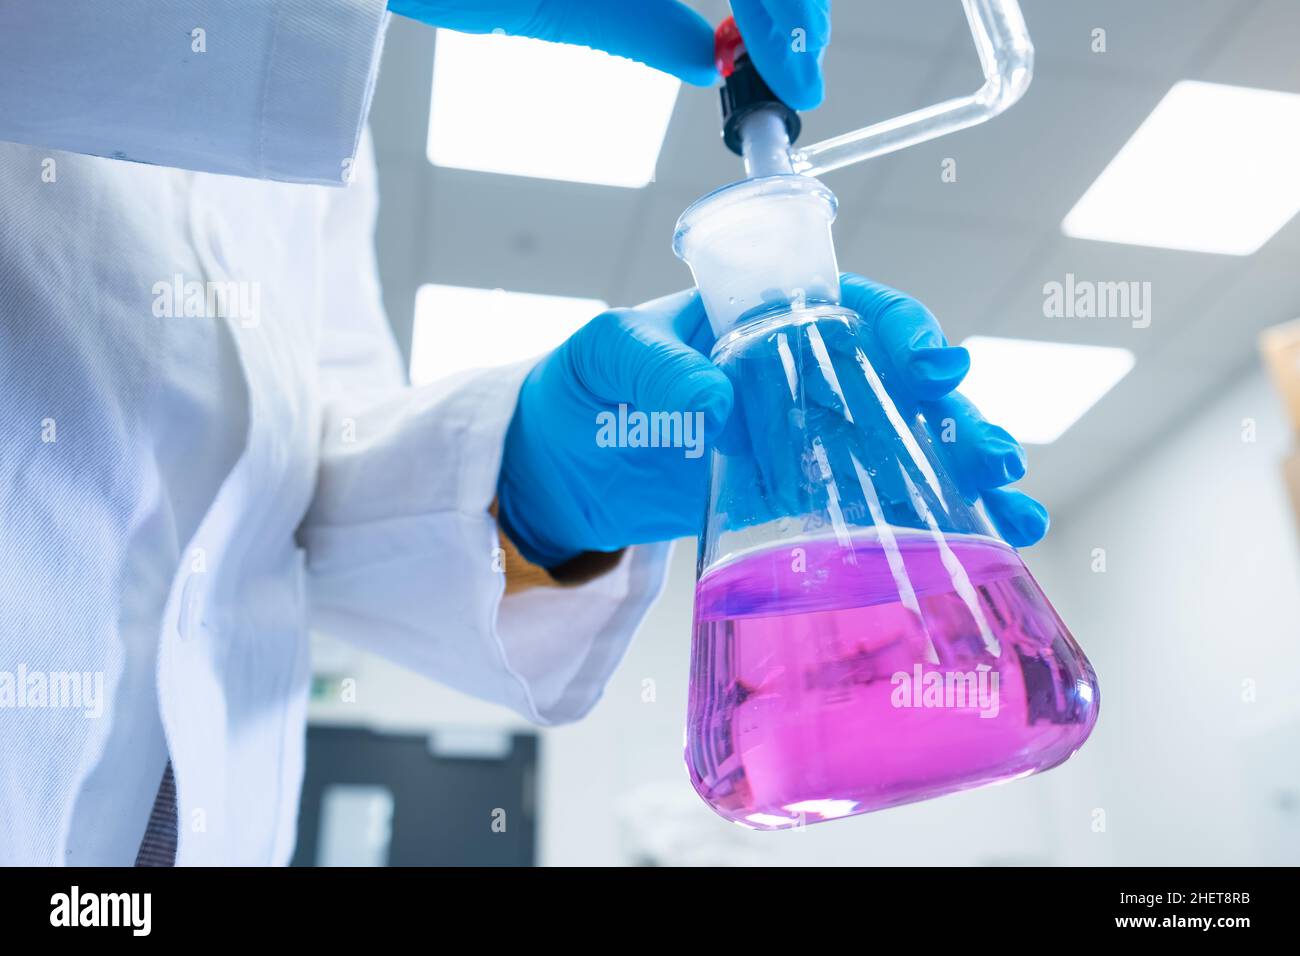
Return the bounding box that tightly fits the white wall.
[310,364,1300,866]
[1027,364,1300,865]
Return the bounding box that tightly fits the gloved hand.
[497,274,1048,570]
[387,1,831,108]
[388,0,718,86]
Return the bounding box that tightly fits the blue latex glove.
[730,0,831,110]
[497,275,1048,569]
[388,1,831,108]
[388,0,718,86]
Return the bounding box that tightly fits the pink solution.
[687,530,1099,828]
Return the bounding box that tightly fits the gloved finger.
[670,289,719,356]
[730,0,831,110]
[921,392,1027,498]
[980,487,1050,547]
[840,273,969,402]
[570,292,735,434]
[399,0,718,84]
[547,0,718,85]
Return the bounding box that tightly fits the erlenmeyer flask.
[673,175,1099,829]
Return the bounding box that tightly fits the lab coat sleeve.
[298,139,672,725]
[0,1,388,184]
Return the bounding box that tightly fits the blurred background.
[296,0,1300,866]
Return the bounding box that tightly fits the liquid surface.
[688,530,1099,828]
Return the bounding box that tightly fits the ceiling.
[367,0,1300,517]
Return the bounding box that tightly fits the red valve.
[714,16,746,79]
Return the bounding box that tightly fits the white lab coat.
[0,1,670,865]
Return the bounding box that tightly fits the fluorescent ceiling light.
[410,284,606,387]
[957,337,1135,444]
[428,29,680,188]
[1062,80,1300,255]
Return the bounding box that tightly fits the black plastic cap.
[719,52,802,156]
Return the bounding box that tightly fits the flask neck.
[710,302,853,362]
[673,175,840,339]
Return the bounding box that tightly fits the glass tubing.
[741,0,1035,180]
